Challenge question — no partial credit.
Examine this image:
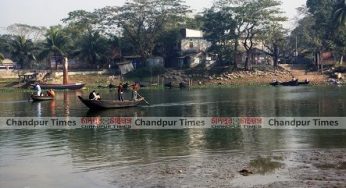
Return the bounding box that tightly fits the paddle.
[137,92,150,105]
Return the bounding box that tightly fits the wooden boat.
[280,80,299,86]
[270,80,309,86]
[31,95,54,101]
[269,81,280,86]
[78,96,144,110]
[31,83,85,90]
[298,81,310,85]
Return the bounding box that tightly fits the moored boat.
[78,96,144,110]
[31,83,85,90]
[31,95,54,101]
[280,80,299,86]
[270,80,310,86]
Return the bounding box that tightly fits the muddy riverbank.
[108,149,346,187]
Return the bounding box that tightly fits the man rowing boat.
[131,82,141,101]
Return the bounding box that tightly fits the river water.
[0,86,345,187]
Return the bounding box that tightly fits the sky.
[0,0,306,32]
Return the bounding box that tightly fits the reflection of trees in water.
[0,130,70,157]
[203,129,243,150]
[198,124,290,153]
[67,129,192,169]
[49,100,56,116]
[301,130,346,149]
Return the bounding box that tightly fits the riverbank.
[0,64,344,88]
[108,149,346,187]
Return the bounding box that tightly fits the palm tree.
[332,0,346,65]
[73,31,110,67]
[8,35,36,68]
[39,26,70,70]
[333,0,346,28]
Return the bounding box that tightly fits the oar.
[137,92,150,105]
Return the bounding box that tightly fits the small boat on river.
[31,83,85,90]
[31,95,54,101]
[270,80,310,86]
[78,96,145,110]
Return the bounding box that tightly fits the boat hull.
[32,83,85,90]
[270,80,310,86]
[78,96,144,110]
[31,95,54,101]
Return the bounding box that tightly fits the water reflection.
[250,156,283,175]
[85,108,145,117]
[0,87,344,117]
[49,100,56,117]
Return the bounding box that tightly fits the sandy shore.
[107,149,346,187]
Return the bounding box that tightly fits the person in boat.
[89,90,97,100]
[95,93,101,100]
[291,77,298,82]
[47,89,55,97]
[305,78,309,83]
[271,79,279,85]
[35,83,42,96]
[117,83,124,101]
[131,82,140,101]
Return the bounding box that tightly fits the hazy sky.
[0,0,306,31]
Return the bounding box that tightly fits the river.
[0,86,345,187]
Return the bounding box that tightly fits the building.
[0,58,14,70]
[177,28,212,68]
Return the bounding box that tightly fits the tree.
[7,23,46,42]
[236,0,286,70]
[304,0,336,71]
[62,10,101,42]
[8,35,37,68]
[332,0,346,64]
[333,0,346,27]
[73,31,111,67]
[99,0,189,61]
[201,7,236,65]
[261,24,287,68]
[39,26,71,70]
[211,0,286,70]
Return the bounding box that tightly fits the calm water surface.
[0,87,345,187]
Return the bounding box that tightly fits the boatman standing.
[35,83,42,96]
[131,82,140,101]
[117,83,124,101]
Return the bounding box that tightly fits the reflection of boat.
[31,83,85,90]
[270,80,309,86]
[78,96,144,110]
[31,95,54,101]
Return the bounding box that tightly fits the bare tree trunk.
[315,51,320,72]
[233,39,239,70]
[244,51,250,70]
[321,59,324,74]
